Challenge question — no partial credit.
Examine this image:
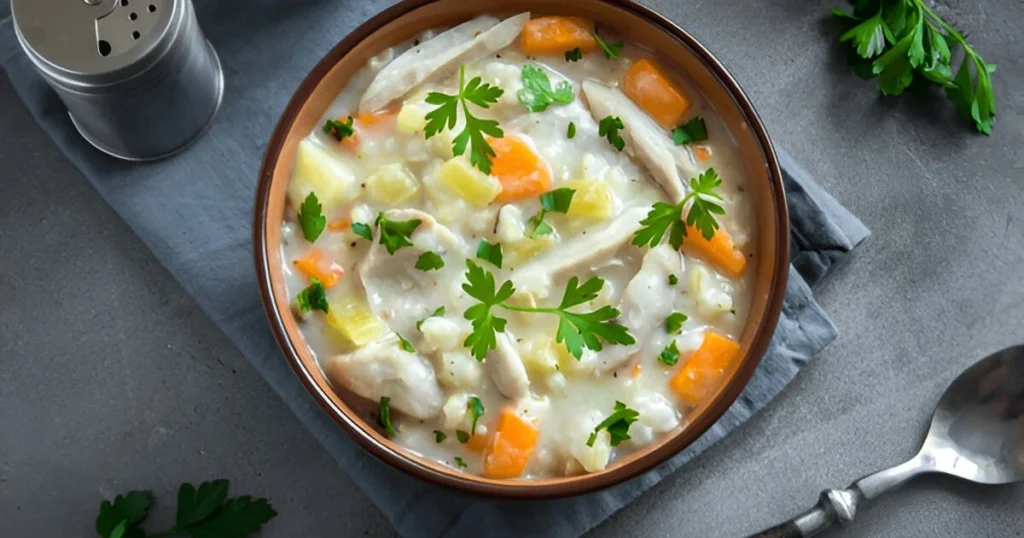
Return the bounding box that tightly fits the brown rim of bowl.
[254,0,789,498]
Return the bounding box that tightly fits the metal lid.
[11,0,180,89]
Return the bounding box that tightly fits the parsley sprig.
[586,401,639,447]
[598,116,625,151]
[424,66,505,173]
[373,213,421,255]
[592,31,623,60]
[297,192,326,243]
[833,0,996,133]
[671,117,708,145]
[95,480,276,538]
[632,168,725,247]
[322,117,355,141]
[296,279,329,315]
[461,260,635,361]
[517,65,574,113]
[527,187,576,238]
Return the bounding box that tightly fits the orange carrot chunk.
[621,58,691,129]
[521,16,599,55]
[327,218,352,232]
[292,249,344,288]
[682,225,747,277]
[482,407,539,479]
[631,363,643,378]
[692,144,712,162]
[669,332,742,407]
[466,432,490,453]
[489,136,552,202]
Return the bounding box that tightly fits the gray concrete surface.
[2,0,1023,537]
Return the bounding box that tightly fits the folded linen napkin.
[0,2,868,536]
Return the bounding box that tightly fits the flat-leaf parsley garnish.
[592,31,623,60]
[322,117,355,141]
[517,65,574,113]
[527,187,575,238]
[671,116,708,145]
[296,278,329,314]
[586,401,639,447]
[424,65,505,173]
[632,168,725,247]
[598,116,625,151]
[415,251,445,271]
[565,47,583,62]
[374,213,421,255]
[379,396,396,437]
[475,240,503,268]
[298,192,326,243]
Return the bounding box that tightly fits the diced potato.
[519,337,560,377]
[325,294,385,347]
[570,410,611,472]
[366,163,419,205]
[688,266,734,318]
[438,156,502,206]
[436,351,482,389]
[441,393,469,430]
[396,101,429,134]
[420,317,463,354]
[288,139,358,212]
[565,179,613,220]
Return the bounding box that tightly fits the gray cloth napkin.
[1,2,868,536]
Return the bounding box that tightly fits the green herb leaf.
[179,495,277,538]
[664,312,688,334]
[454,456,468,469]
[839,11,887,59]
[298,192,327,243]
[375,213,421,255]
[586,401,639,447]
[456,430,470,443]
[658,340,680,366]
[468,396,485,435]
[322,117,355,141]
[461,260,514,360]
[592,31,623,60]
[598,116,625,151]
[396,332,415,353]
[668,274,679,286]
[424,66,505,173]
[416,306,446,331]
[527,217,554,238]
[351,222,373,241]
[686,169,726,240]
[528,188,576,238]
[379,396,396,437]
[175,480,230,530]
[671,116,708,145]
[415,251,445,272]
[632,168,725,248]
[296,278,329,315]
[567,121,576,139]
[96,491,153,538]
[518,65,575,113]
[433,430,447,443]
[475,240,503,268]
[565,47,583,62]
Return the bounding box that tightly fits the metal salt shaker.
[11,0,224,161]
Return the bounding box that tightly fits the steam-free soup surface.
[281,13,755,478]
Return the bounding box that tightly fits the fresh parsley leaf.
[517,65,574,113]
[592,31,623,60]
[461,260,514,360]
[839,11,887,58]
[456,430,470,443]
[632,168,725,249]
[668,274,679,286]
[567,121,576,139]
[453,456,468,469]
[175,479,230,529]
[416,306,446,331]
[664,312,688,334]
[375,213,421,255]
[351,222,373,241]
[379,396,397,437]
[671,116,708,145]
[433,430,447,443]
[468,396,485,435]
[396,332,415,353]
[598,116,625,151]
[586,401,639,447]
[565,47,583,62]
[658,340,680,366]
[424,65,505,173]
[298,192,326,243]
[180,495,277,538]
[415,251,445,272]
[475,240,503,268]
[96,491,153,538]
[527,217,554,238]
[528,188,576,237]
[322,117,355,141]
[296,278,329,315]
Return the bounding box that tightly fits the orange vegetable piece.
[521,16,598,56]
[332,110,397,152]
[292,249,344,288]
[692,144,712,161]
[466,432,490,453]
[631,363,643,378]
[621,58,691,129]
[482,407,539,479]
[327,218,352,232]
[669,332,742,407]
[489,136,552,202]
[682,225,747,277]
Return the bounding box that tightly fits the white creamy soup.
[280,13,756,479]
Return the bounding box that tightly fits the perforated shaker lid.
[11,0,180,88]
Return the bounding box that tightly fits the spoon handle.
[745,455,931,537]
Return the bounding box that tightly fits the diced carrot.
[682,225,747,277]
[669,332,742,407]
[489,136,552,202]
[327,218,352,232]
[466,432,490,453]
[332,110,397,152]
[631,363,642,378]
[482,407,539,479]
[692,144,712,161]
[292,249,344,288]
[621,58,691,129]
[339,130,360,152]
[521,16,599,56]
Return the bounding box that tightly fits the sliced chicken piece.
[358,209,468,336]
[582,81,698,202]
[511,206,648,297]
[486,332,530,399]
[596,244,682,373]
[323,333,444,419]
[359,13,530,113]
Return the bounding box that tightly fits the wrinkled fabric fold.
[1,3,868,536]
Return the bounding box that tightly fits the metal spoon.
[749,345,1024,537]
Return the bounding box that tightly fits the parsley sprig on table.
[95,480,276,538]
[517,65,574,113]
[632,168,725,247]
[424,65,505,173]
[461,260,635,361]
[832,0,996,133]
[586,401,639,447]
